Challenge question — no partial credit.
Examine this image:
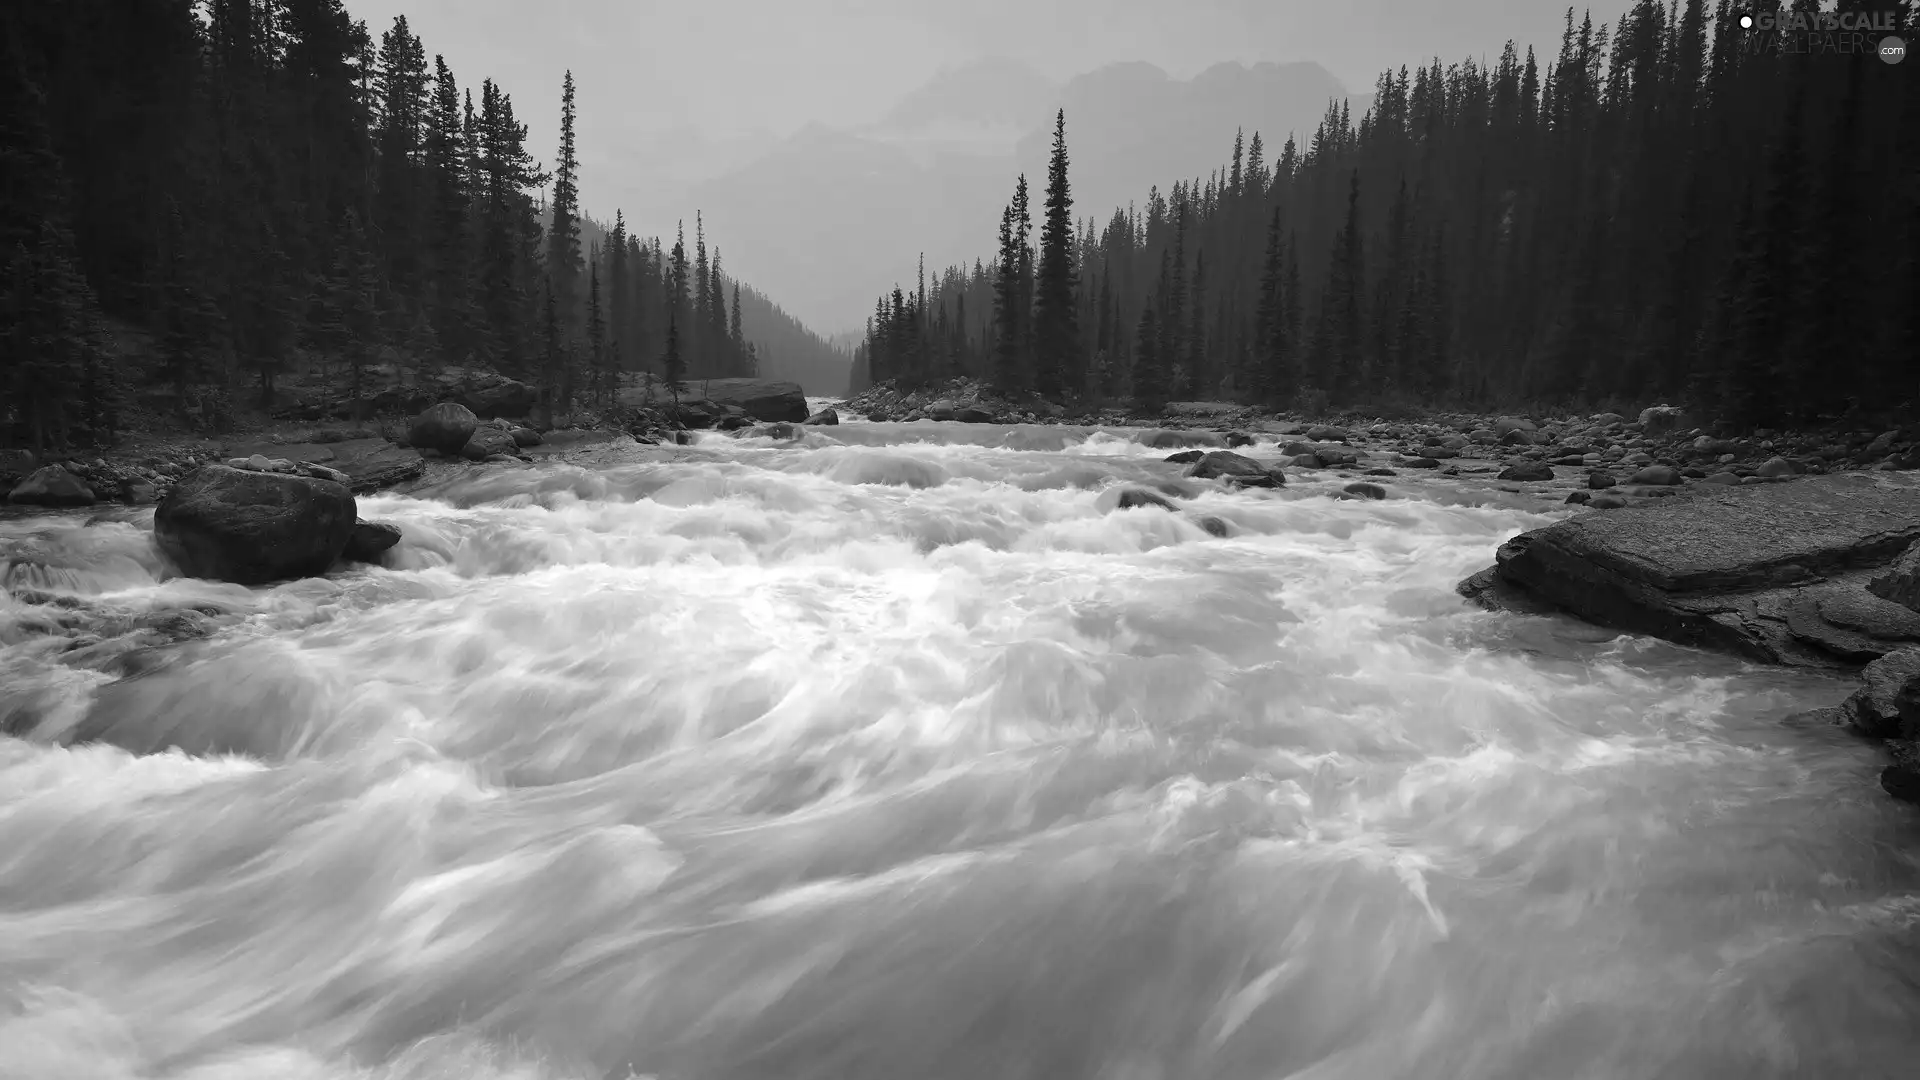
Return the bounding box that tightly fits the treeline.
[854,0,1917,428]
[0,0,835,450]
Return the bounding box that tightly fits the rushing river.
[2,407,1918,1080]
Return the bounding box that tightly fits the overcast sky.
[347,0,1633,221]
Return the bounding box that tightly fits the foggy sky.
[346,0,1634,329]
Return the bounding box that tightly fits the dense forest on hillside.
[1,0,845,450]
[855,1,1917,429]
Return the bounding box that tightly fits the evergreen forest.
[853,1,1917,428]
[1,0,843,451]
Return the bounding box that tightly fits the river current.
[2,407,1918,1080]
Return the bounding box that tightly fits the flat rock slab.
[1461,473,1920,667]
[313,439,423,493]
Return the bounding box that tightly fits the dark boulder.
[154,465,356,585]
[1588,470,1618,489]
[805,407,840,426]
[461,426,520,461]
[509,426,542,447]
[1340,482,1388,500]
[1185,451,1286,488]
[1497,462,1555,482]
[690,378,809,422]
[1867,541,1920,613]
[664,398,726,429]
[1837,647,1920,738]
[343,521,403,564]
[408,402,478,455]
[955,405,997,424]
[1223,431,1254,447]
[1163,450,1207,464]
[7,465,95,507]
[1458,473,1920,668]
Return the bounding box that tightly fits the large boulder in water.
[687,378,809,422]
[408,402,478,454]
[6,465,95,507]
[1458,473,1920,668]
[342,521,403,564]
[1184,451,1287,488]
[153,464,356,585]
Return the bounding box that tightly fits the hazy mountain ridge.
[685,58,1370,339]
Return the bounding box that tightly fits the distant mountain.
[684,59,1369,338]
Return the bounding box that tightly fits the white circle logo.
[1883,36,1908,64]
[1739,14,1754,29]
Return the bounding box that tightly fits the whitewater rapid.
[2,411,1917,1080]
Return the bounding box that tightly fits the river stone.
[154,464,356,585]
[509,426,542,447]
[688,378,809,422]
[1628,465,1684,486]
[7,465,95,507]
[1757,456,1796,478]
[1402,456,1441,468]
[1163,450,1206,464]
[805,407,840,426]
[1185,451,1286,488]
[1115,487,1177,511]
[925,399,957,421]
[955,404,997,423]
[1223,431,1255,448]
[1497,462,1554,482]
[461,426,519,461]
[1458,473,1920,667]
[1588,470,1617,489]
[409,402,478,455]
[342,521,403,563]
[1867,542,1920,613]
[1341,482,1388,500]
[1304,424,1349,442]
[1839,647,1920,738]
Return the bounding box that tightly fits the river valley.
[3,408,1918,1080]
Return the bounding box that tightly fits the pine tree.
[1031,111,1079,399]
[547,70,583,343]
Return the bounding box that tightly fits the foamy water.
[2,412,1918,1080]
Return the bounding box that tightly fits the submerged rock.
[154,465,356,585]
[1115,487,1177,511]
[1459,473,1920,668]
[805,407,840,426]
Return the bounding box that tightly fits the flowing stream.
[2,407,1918,1080]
